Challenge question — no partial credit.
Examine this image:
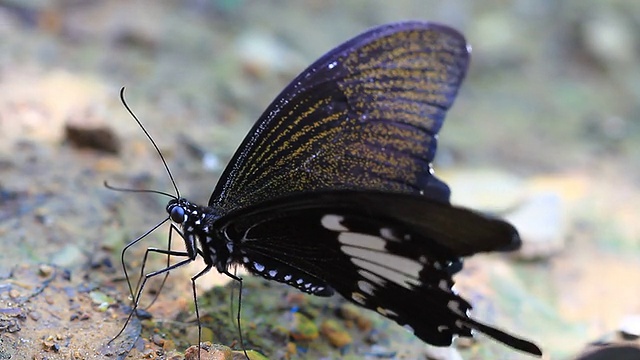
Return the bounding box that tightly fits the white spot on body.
[284,275,292,281]
[376,307,398,317]
[379,228,400,241]
[321,215,349,231]
[296,279,303,284]
[403,324,415,334]
[316,286,324,292]
[357,280,375,295]
[194,220,201,225]
[253,262,265,272]
[448,300,464,316]
[338,233,386,250]
[327,61,337,69]
[439,279,450,291]
[268,270,277,277]
[242,257,249,263]
[351,292,366,305]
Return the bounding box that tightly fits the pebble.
[338,303,371,331]
[8,289,20,299]
[289,312,319,341]
[38,264,54,277]
[151,333,165,347]
[64,108,121,154]
[88,290,115,312]
[28,310,41,321]
[183,342,232,360]
[320,319,352,348]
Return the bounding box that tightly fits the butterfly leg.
[119,217,171,305]
[137,223,181,310]
[190,263,213,360]
[109,251,192,345]
[222,270,249,360]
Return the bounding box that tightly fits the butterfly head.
[166,198,206,226]
[167,198,185,224]
[166,198,210,261]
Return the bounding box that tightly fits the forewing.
[210,22,469,210]
[215,191,540,355]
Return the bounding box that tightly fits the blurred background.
[0,1,639,359]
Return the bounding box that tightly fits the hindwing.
[215,190,539,354]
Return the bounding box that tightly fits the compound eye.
[170,206,185,223]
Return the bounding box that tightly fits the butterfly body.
[127,21,542,357]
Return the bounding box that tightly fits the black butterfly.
[119,21,542,357]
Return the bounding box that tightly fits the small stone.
[184,342,232,360]
[151,334,165,347]
[38,264,54,277]
[28,311,41,321]
[89,291,115,312]
[64,108,121,154]
[289,312,319,342]
[338,303,359,321]
[8,289,20,299]
[285,342,297,358]
[42,335,57,349]
[320,319,352,348]
[338,303,372,332]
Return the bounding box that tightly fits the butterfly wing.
[215,190,540,356]
[210,22,469,210]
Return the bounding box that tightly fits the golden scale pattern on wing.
[212,25,468,211]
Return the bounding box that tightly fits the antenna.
[119,87,181,198]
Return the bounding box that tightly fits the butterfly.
[117,21,542,357]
